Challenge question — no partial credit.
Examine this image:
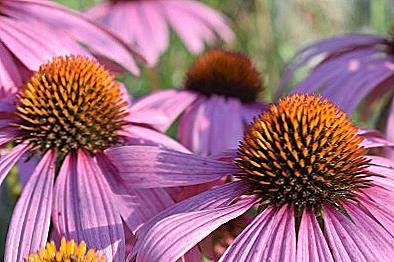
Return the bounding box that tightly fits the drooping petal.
[52,151,125,261]
[135,197,256,262]
[358,128,394,149]
[277,34,386,97]
[178,96,244,156]
[323,203,394,262]
[104,146,239,188]
[219,205,296,262]
[5,150,55,262]
[0,143,30,187]
[95,152,175,233]
[129,89,198,132]
[296,209,334,262]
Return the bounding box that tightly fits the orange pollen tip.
[14,55,128,155]
[185,49,262,102]
[236,94,371,208]
[23,237,107,262]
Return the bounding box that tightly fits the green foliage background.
[0,0,393,258]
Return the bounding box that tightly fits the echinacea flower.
[23,238,107,262]
[0,0,142,97]
[134,49,267,156]
[276,32,394,119]
[108,94,394,261]
[86,0,234,65]
[0,55,185,262]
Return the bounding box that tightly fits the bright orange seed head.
[185,49,262,102]
[15,56,128,155]
[236,94,371,209]
[23,238,107,262]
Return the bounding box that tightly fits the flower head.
[237,94,370,208]
[0,55,183,262]
[86,0,234,65]
[185,49,262,102]
[115,94,394,262]
[23,238,107,262]
[15,56,128,155]
[134,49,266,155]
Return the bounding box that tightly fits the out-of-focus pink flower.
[134,49,267,156]
[276,33,394,149]
[111,94,394,262]
[0,56,185,262]
[86,0,235,66]
[0,0,143,97]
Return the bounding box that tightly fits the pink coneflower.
[0,0,142,97]
[107,94,394,261]
[134,49,267,156]
[0,55,185,262]
[86,0,235,65]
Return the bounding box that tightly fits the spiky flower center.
[24,238,107,262]
[236,94,370,209]
[15,56,128,155]
[185,49,262,102]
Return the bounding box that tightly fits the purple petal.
[17,154,39,187]
[323,202,394,261]
[277,34,386,97]
[0,143,30,187]
[241,102,268,124]
[104,146,240,188]
[5,150,55,262]
[296,209,334,262]
[119,125,190,153]
[52,151,125,261]
[135,196,256,262]
[220,205,296,262]
[95,152,175,233]
[5,0,142,74]
[178,96,244,156]
[130,89,198,132]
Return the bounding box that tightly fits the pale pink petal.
[6,0,142,74]
[357,187,394,237]
[135,197,256,262]
[104,146,239,188]
[168,0,234,44]
[52,152,125,261]
[296,209,334,262]
[130,89,198,132]
[119,125,190,153]
[357,128,394,149]
[323,203,394,262]
[95,153,175,233]
[0,143,30,187]
[220,205,296,262]
[5,150,55,262]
